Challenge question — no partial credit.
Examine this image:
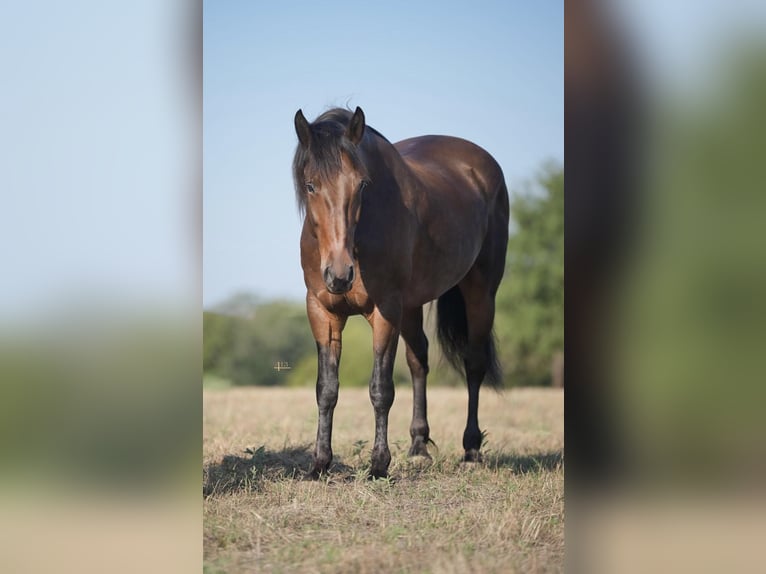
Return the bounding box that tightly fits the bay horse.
[293,107,509,479]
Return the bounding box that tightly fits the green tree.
[202,311,239,374]
[203,298,316,386]
[495,162,564,386]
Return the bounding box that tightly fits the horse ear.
[294,109,311,147]
[346,106,365,145]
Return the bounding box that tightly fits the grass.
[204,385,563,573]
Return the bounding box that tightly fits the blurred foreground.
[568,0,766,572]
[0,310,200,574]
[0,0,200,571]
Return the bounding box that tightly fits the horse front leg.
[401,306,431,458]
[306,294,346,479]
[367,299,401,479]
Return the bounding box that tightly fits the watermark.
[273,361,292,372]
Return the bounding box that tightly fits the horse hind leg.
[458,275,502,463]
[401,306,431,458]
[462,342,491,462]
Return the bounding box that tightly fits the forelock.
[292,109,370,215]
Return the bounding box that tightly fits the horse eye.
[305,182,315,194]
[359,180,369,192]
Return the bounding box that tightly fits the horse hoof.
[368,467,389,480]
[407,444,432,459]
[408,452,433,465]
[408,436,437,459]
[305,463,330,480]
[463,450,483,463]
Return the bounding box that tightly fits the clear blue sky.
[203,1,564,307]
[0,1,194,323]
[4,2,761,318]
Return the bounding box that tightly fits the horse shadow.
[204,445,564,497]
[484,450,564,473]
[203,444,355,497]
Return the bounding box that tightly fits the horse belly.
[407,228,484,305]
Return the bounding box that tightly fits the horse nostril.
[323,263,354,293]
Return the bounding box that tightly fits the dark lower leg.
[368,300,401,479]
[409,378,430,457]
[463,379,483,461]
[463,345,488,462]
[407,342,431,457]
[310,344,339,477]
[369,366,394,478]
[457,275,498,463]
[402,309,431,457]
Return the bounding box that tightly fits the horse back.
[393,135,509,304]
[395,135,505,205]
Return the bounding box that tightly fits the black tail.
[436,286,502,389]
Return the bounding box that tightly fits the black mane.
[292,108,388,215]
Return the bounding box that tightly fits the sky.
[0,0,194,322]
[203,1,564,307]
[5,2,762,319]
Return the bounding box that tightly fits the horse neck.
[365,135,417,205]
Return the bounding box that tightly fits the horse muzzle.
[323,263,355,294]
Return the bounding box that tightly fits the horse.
[292,107,509,479]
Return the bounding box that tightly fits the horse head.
[293,107,370,294]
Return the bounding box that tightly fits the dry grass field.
[204,386,564,573]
